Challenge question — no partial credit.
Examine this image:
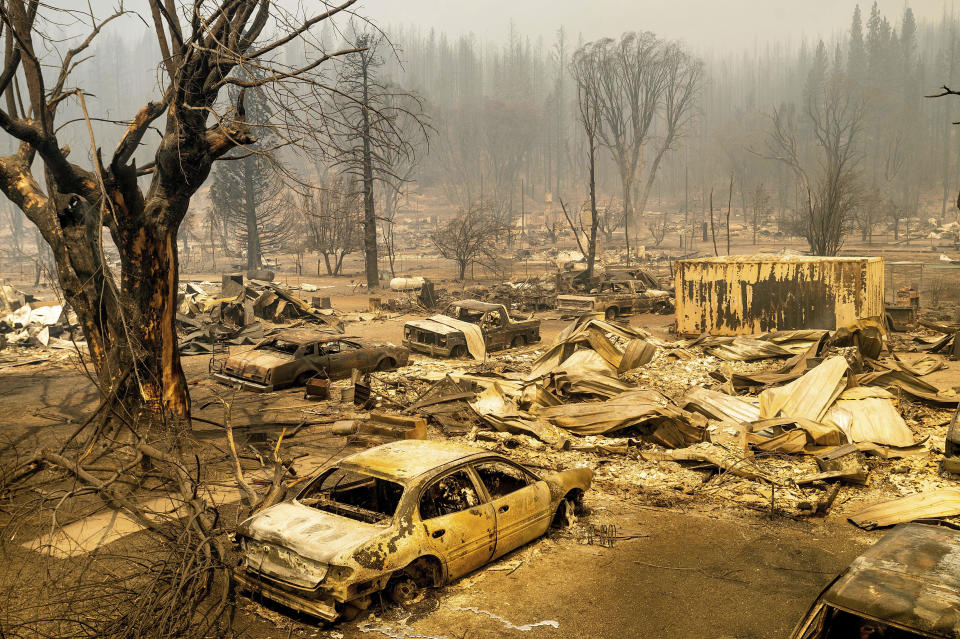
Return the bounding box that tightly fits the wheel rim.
[605,308,616,320]
[390,577,422,605]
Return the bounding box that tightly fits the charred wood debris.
[3,266,960,531]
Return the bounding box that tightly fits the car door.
[318,340,349,378]
[482,311,507,350]
[472,460,551,560]
[300,343,329,378]
[418,468,496,579]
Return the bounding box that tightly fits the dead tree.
[431,205,507,281]
[634,43,703,228]
[209,82,290,272]
[328,30,428,289]
[580,33,670,264]
[765,73,865,256]
[0,0,363,426]
[571,45,603,279]
[300,174,362,276]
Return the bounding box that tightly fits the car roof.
[270,329,339,345]
[449,299,501,312]
[821,523,960,636]
[338,439,486,482]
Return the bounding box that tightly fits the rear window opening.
[258,339,300,355]
[446,306,484,324]
[299,468,403,524]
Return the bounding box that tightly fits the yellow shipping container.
[674,255,885,336]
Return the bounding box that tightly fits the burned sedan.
[233,439,592,622]
[212,329,409,391]
[789,523,960,639]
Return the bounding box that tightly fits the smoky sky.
[360,0,953,52]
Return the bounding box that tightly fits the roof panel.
[339,440,482,481]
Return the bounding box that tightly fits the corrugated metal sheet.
[674,255,884,336]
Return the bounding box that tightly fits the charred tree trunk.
[622,177,632,264]
[586,139,599,280]
[360,54,379,290]
[243,160,261,271]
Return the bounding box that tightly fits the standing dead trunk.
[622,177,632,264]
[726,174,734,255]
[586,138,600,280]
[360,53,379,290]
[243,163,261,271]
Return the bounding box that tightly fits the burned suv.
[402,300,540,359]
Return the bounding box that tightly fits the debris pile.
[176,275,343,354]
[376,314,960,528]
[1,281,81,357]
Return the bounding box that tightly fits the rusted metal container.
[674,255,884,336]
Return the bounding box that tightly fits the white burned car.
[233,440,592,621]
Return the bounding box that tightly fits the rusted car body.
[402,300,541,358]
[212,329,409,391]
[233,439,592,621]
[557,279,673,320]
[789,523,960,638]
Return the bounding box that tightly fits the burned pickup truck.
[212,329,409,391]
[557,279,673,320]
[402,300,540,359]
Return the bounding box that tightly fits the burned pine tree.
[209,83,290,272]
[0,0,361,427]
[328,30,428,289]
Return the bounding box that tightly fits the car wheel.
[552,491,584,529]
[376,357,396,371]
[450,345,467,359]
[386,575,424,606]
[295,371,313,386]
[511,335,525,349]
[604,307,617,321]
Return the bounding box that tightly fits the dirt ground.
[3,223,960,639]
[2,307,949,639]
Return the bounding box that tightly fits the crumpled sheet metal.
[682,386,761,423]
[746,417,845,454]
[550,349,634,398]
[537,389,705,448]
[427,314,486,360]
[823,386,916,448]
[848,488,960,529]
[886,353,946,377]
[468,384,570,448]
[857,367,960,406]
[707,336,794,362]
[759,355,848,422]
[527,316,657,379]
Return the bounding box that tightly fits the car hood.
[405,319,461,335]
[238,501,387,564]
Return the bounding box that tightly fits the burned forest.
[3,2,960,639]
